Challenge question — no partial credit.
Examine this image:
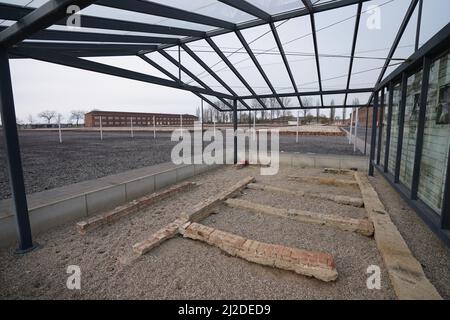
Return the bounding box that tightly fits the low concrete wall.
[280,153,368,170]
[0,163,220,247]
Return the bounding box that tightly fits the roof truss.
[0,0,436,111]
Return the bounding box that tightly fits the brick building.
[349,106,382,128]
[84,111,198,127]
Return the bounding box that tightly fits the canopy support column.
[0,49,35,253]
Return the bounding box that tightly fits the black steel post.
[364,107,369,155]
[0,49,35,253]
[376,88,385,164]
[369,91,379,176]
[395,72,408,183]
[384,82,394,172]
[415,0,423,52]
[442,142,450,230]
[411,56,431,199]
[201,98,204,154]
[233,99,238,164]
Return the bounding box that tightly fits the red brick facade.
[84,111,198,127]
[349,106,383,128]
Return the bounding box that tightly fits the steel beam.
[270,22,303,108]
[415,0,423,52]
[0,0,97,48]
[0,49,35,252]
[368,0,419,105]
[376,88,385,165]
[181,44,251,110]
[0,3,205,38]
[411,56,431,200]
[344,3,363,106]
[395,73,408,183]
[217,0,271,21]
[442,142,450,230]
[138,54,225,112]
[12,48,233,100]
[233,99,238,164]
[17,42,157,52]
[369,91,379,176]
[96,0,235,30]
[239,88,373,100]
[377,24,450,91]
[307,9,324,107]
[384,82,394,172]
[364,107,369,155]
[236,104,371,111]
[205,38,268,109]
[235,30,286,108]
[0,27,180,44]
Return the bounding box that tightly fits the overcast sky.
[4,0,449,123]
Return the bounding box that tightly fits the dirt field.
[0,166,397,300]
[0,130,361,199]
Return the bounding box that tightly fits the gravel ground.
[0,130,361,199]
[0,166,396,300]
[369,172,450,299]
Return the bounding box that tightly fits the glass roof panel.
[165,46,232,95]
[147,0,257,24]
[245,0,304,15]
[209,32,271,98]
[419,0,450,46]
[0,0,48,7]
[80,4,214,32]
[187,40,253,96]
[274,15,320,92]
[47,25,183,39]
[316,4,356,91]
[350,0,413,91]
[240,24,294,95]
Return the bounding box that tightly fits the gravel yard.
[0,166,397,300]
[0,130,361,199]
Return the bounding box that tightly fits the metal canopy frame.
[0,0,449,251]
[0,0,382,111]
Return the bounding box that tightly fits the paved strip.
[354,172,442,300]
[76,181,196,234]
[247,182,364,207]
[225,198,374,237]
[179,222,338,282]
[288,176,359,188]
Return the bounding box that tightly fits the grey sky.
[4,0,450,122]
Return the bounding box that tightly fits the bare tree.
[70,110,85,127]
[38,110,56,124]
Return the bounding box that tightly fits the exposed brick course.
[76,181,196,234]
[179,222,338,282]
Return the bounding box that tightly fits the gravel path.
[1,131,361,199]
[0,166,395,299]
